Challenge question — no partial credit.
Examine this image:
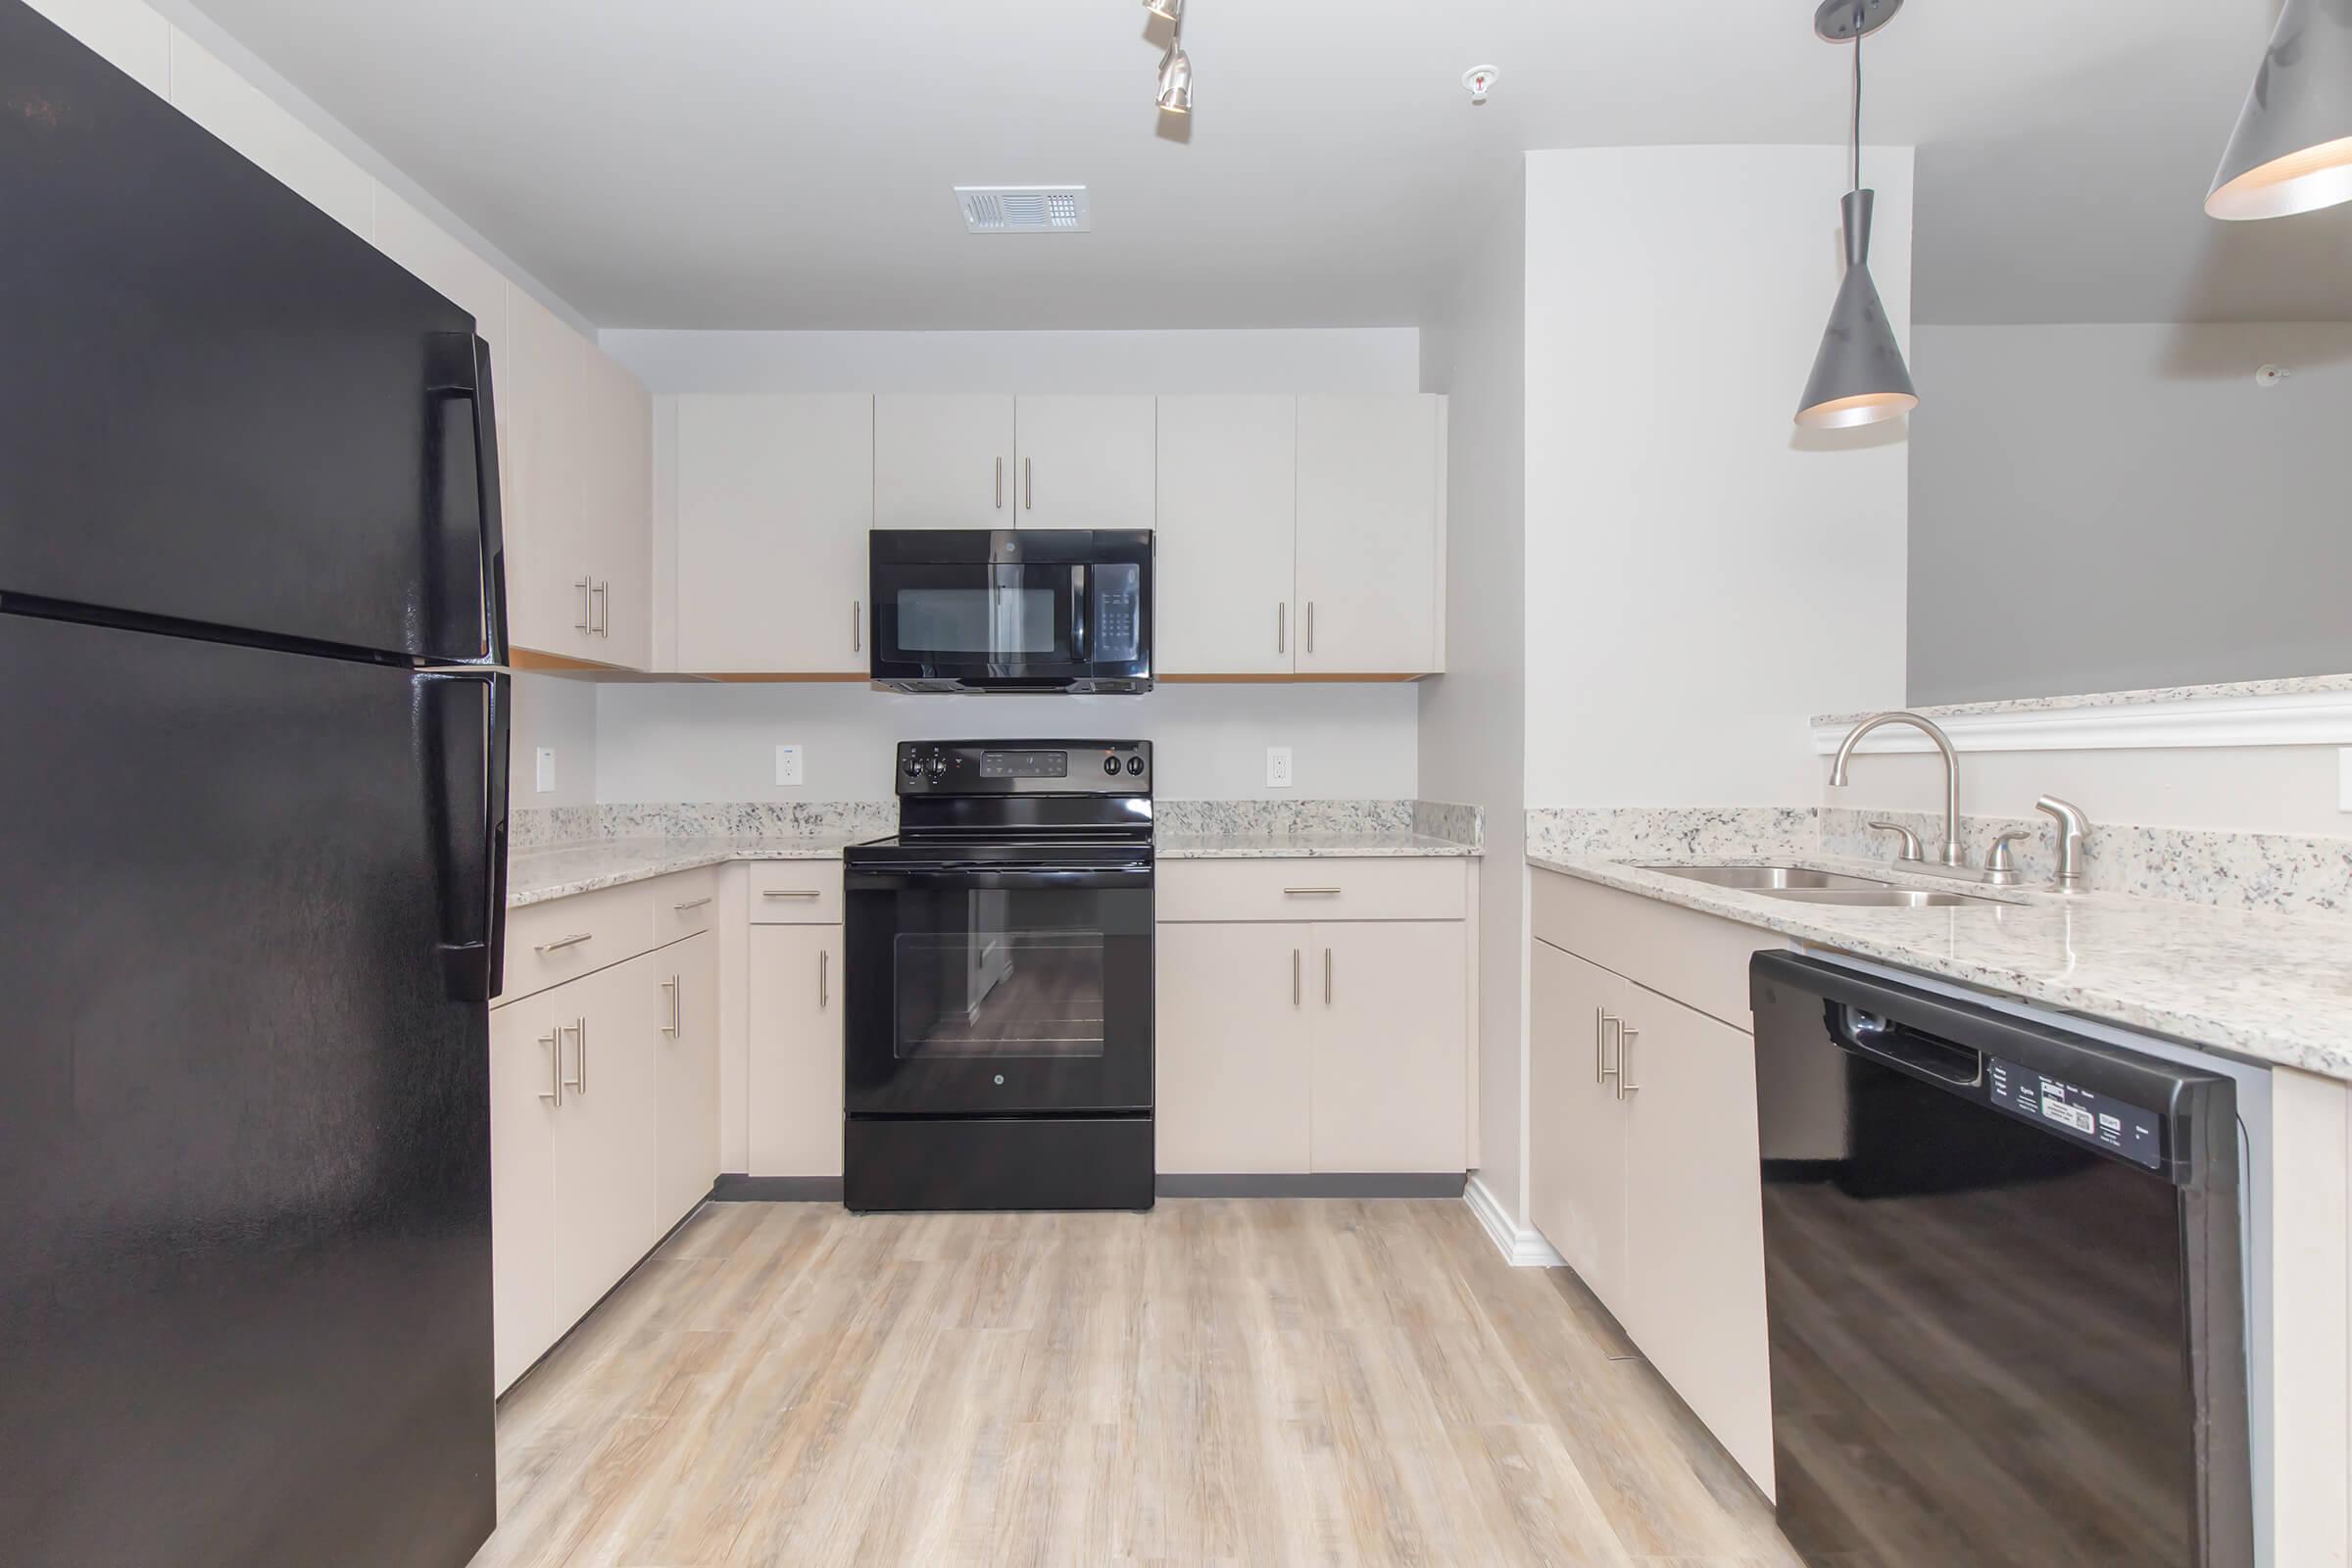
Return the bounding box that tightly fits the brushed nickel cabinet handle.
[1283,887,1342,897]
[762,888,822,900]
[562,1020,584,1093]
[539,1028,563,1106]
[1023,456,1033,512]
[1596,1007,1625,1086]
[661,976,679,1037]
[1616,1027,1641,1101]
[1292,948,1301,1006]
[819,949,829,1008]
[1324,948,1333,1005]
[996,456,1004,510]
[591,580,611,637]
[673,897,713,912]
[574,577,592,632]
[1278,602,1287,655]
[535,931,592,954]
[1306,601,1315,655]
[853,599,861,654]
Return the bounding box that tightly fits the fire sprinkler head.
[1461,65,1498,105]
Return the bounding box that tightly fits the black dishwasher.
[1749,953,2252,1568]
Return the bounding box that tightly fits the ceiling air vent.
[956,185,1091,234]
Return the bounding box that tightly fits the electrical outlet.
[534,748,555,794]
[775,744,805,788]
[1265,747,1294,789]
[2340,749,2351,812]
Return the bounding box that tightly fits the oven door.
[844,861,1153,1115]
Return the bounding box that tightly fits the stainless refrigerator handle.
[661,976,679,1037]
[539,1028,562,1106]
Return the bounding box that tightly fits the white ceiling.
[186,0,2352,328]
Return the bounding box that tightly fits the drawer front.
[497,880,658,1005]
[654,865,722,943]
[747,860,843,923]
[1531,867,1781,1032]
[1156,858,1467,923]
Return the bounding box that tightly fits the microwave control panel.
[1092,564,1142,662]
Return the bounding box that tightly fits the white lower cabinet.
[490,876,721,1395]
[747,923,844,1177]
[653,931,721,1242]
[1528,869,1777,1494]
[1155,862,1471,1177]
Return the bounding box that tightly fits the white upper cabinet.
[167,28,372,238]
[1296,394,1443,674]
[1014,395,1155,530]
[1154,395,1298,674]
[584,348,653,670]
[874,395,1014,529]
[676,395,873,673]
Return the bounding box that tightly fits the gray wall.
[1908,321,2352,705]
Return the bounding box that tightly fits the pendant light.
[1795,0,1918,430]
[1152,0,1192,116]
[2208,0,2352,220]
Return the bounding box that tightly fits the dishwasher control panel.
[1988,1056,2164,1171]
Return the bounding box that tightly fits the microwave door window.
[895,569,1056,659]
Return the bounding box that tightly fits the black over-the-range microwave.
[867,529,1153,693]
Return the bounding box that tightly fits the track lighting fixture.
[2208,0,2352,220]
[1148,0,1190,115]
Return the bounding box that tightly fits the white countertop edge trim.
[1809,684,2352,756]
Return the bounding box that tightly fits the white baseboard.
[1464,1174,1564,1268]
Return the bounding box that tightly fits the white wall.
[1419,164,1529,1220]
[594,682,1420,804]
[1908,321,2352,706]
[511,672,599,808]
[601,328,1421,395]
[1524,145,1913,809]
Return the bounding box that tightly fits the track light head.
[1156,45,1192,115]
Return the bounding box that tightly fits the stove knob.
[903,754,922,778]
[1102,756,1121,777]
[1126,755,1146,777]
[926,755,947,782]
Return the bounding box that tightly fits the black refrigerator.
[0,6,509,1566]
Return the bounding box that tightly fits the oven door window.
[895,914,1105,1061]
[879,564,1079,666]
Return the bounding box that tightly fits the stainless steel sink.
[1757,887,2006,908]
[1639,864,1888,892]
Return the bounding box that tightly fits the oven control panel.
[897,740,1151,796]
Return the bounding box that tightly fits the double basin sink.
[1639,864,2005,908]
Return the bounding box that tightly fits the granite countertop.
[1158,830,1481,859]
[1530,851,2352,1081]
[508,835,866,907]
[511,827,1480,906]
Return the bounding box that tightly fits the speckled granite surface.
[1524,806,1818,864]
[1811,672,2352,728]
[1159,831,1481,858]
[1821,807,2352,917]
[1528,850,2352,1081]
[508,835,862,906]
[1155,800,1418,837]
[511,801,894,850]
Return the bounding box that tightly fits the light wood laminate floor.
[470,1200,1802,1568]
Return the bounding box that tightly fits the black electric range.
[840,741,1154,1211]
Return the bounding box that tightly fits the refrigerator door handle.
[426,332,510,666]
[421,668,510,1003]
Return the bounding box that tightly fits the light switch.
[534,748,555,793]
[1265,747,1294,789]
[775,744,805,788]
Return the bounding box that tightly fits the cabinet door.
[676,395,872,672]
[489,989,564,1393]
[874,394,1013,529]
[587,350,653,670]
[1296,395,1440,673]
[1528,941,1629,1313]
[1014,395,1155,529]
[550,956,660,1326]
[747,924,844,1176]
[1155,922,1311,1173]
[1154,395,1296,674]
[654,932,720,1228]
[1622,990,1774,1492]
[1307,920,1467,1173]
[503,284,591,657]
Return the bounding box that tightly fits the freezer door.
[0,614,500,1568]
[0,4,501,665]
